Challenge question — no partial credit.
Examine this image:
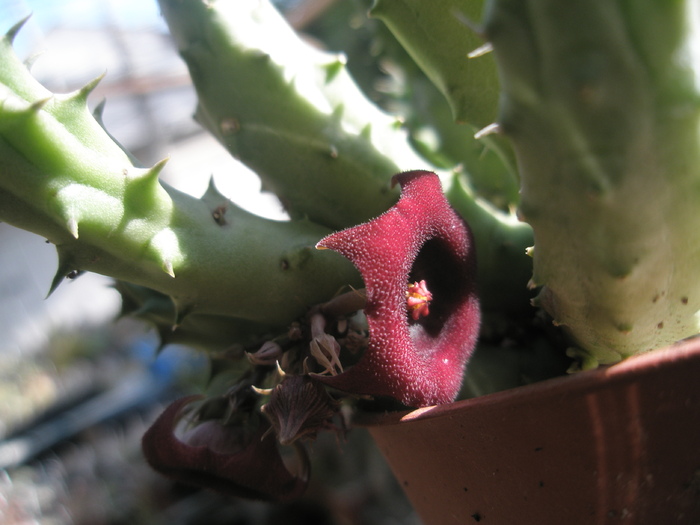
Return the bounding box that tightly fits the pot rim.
[355,336,700,427]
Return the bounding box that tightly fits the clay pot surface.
[364,339,700,525]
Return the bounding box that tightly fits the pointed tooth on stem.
[47,251,77,297]
[70,72,106,104]
[5,15,31,44]
[467,42,493,58]
[66,216,79,239]
[474,122,502,139]
[162,258,175,278]
[92,98,107,121]
[23,51,43,70]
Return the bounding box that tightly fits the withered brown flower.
[141,396,308,500]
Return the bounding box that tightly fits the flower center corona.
[406,280,433,320]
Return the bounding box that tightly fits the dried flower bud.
[288,322,303,341]
[262,375,339,445]
[142,396,308,500]
[309,334,343,375]
[246,340,283,366]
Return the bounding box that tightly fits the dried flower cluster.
[142,170,480,499]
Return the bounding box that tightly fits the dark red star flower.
[141,396,308,500]
[315,170,480,407]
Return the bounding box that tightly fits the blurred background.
[0,0,421,523]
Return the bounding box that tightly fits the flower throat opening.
[408,237,470,338]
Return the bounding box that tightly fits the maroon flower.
[315,170,480,407]
[142,396,308,500]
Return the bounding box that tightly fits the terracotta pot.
[363,339,700,525]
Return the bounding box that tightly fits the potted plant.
[1,0,699,523]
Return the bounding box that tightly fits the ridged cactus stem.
[0,20,361,328]
[444,173,533,315]
[158,0,431,231]
[484,0,700,365]
[157,0,535,319]
[370,0,520,206]
[370,0,497,128]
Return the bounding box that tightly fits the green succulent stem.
[158,0,430,231]
[370,0,498,128]
[370,0,520,208]
[0,21,361,333]
[485,0,700,365]
[444,173,533,316]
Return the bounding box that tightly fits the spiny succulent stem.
[0,22,362,333]
[486,0,700,364]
